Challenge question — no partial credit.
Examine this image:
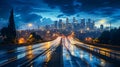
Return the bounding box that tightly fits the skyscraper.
[54,21,58,29]
[100,24,104,30]
[66,17,69,29]
[91,20,95,29]
[58,19,63,29]
[86,18,95,30]
[73,17,76,23]
[66,17,69,23]
[80,18,85,29]
[86,18,91,28]
[72,17,78,30]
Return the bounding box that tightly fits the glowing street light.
[87,28,90,30]
[18,37,26,44]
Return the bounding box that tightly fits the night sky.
[0,0,120,29]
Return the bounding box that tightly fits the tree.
[0,9,16,44]
[98,28,120,45]
[98,31,110,44]
[7,9,16,43]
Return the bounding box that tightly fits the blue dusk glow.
[0,0,120,29]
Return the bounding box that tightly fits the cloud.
[0,18,8,29]
[16,13,42,23]
[112,15,120,19]
[43,0,77,15]
[32,8,53,12]
[0,0,120,28]
[0,0,47,18]
[109,15,120,23]
[77,0,120,17]
[0,0,12,19]
[57,14,67,18]
[41,18,53,25]
[44,0,120,16]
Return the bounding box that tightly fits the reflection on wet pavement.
[62,37,116,67]
[0,36,119,67]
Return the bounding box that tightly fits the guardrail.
[76,42,120,62]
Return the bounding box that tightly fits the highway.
[0,37,62,67]
[0,36,119,67]
[62,37,119,67]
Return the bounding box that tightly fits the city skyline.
[0,0,120,66]
[0,0,120,29]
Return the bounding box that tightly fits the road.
[0,36,119,67]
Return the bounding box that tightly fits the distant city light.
[47,31,50,34]
[85,37,92,42]
[18,37,26,44]
[29,34,33,38]
[86,28,90,30]
[80,30,83,33]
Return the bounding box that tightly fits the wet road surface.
[0,36,119,67]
